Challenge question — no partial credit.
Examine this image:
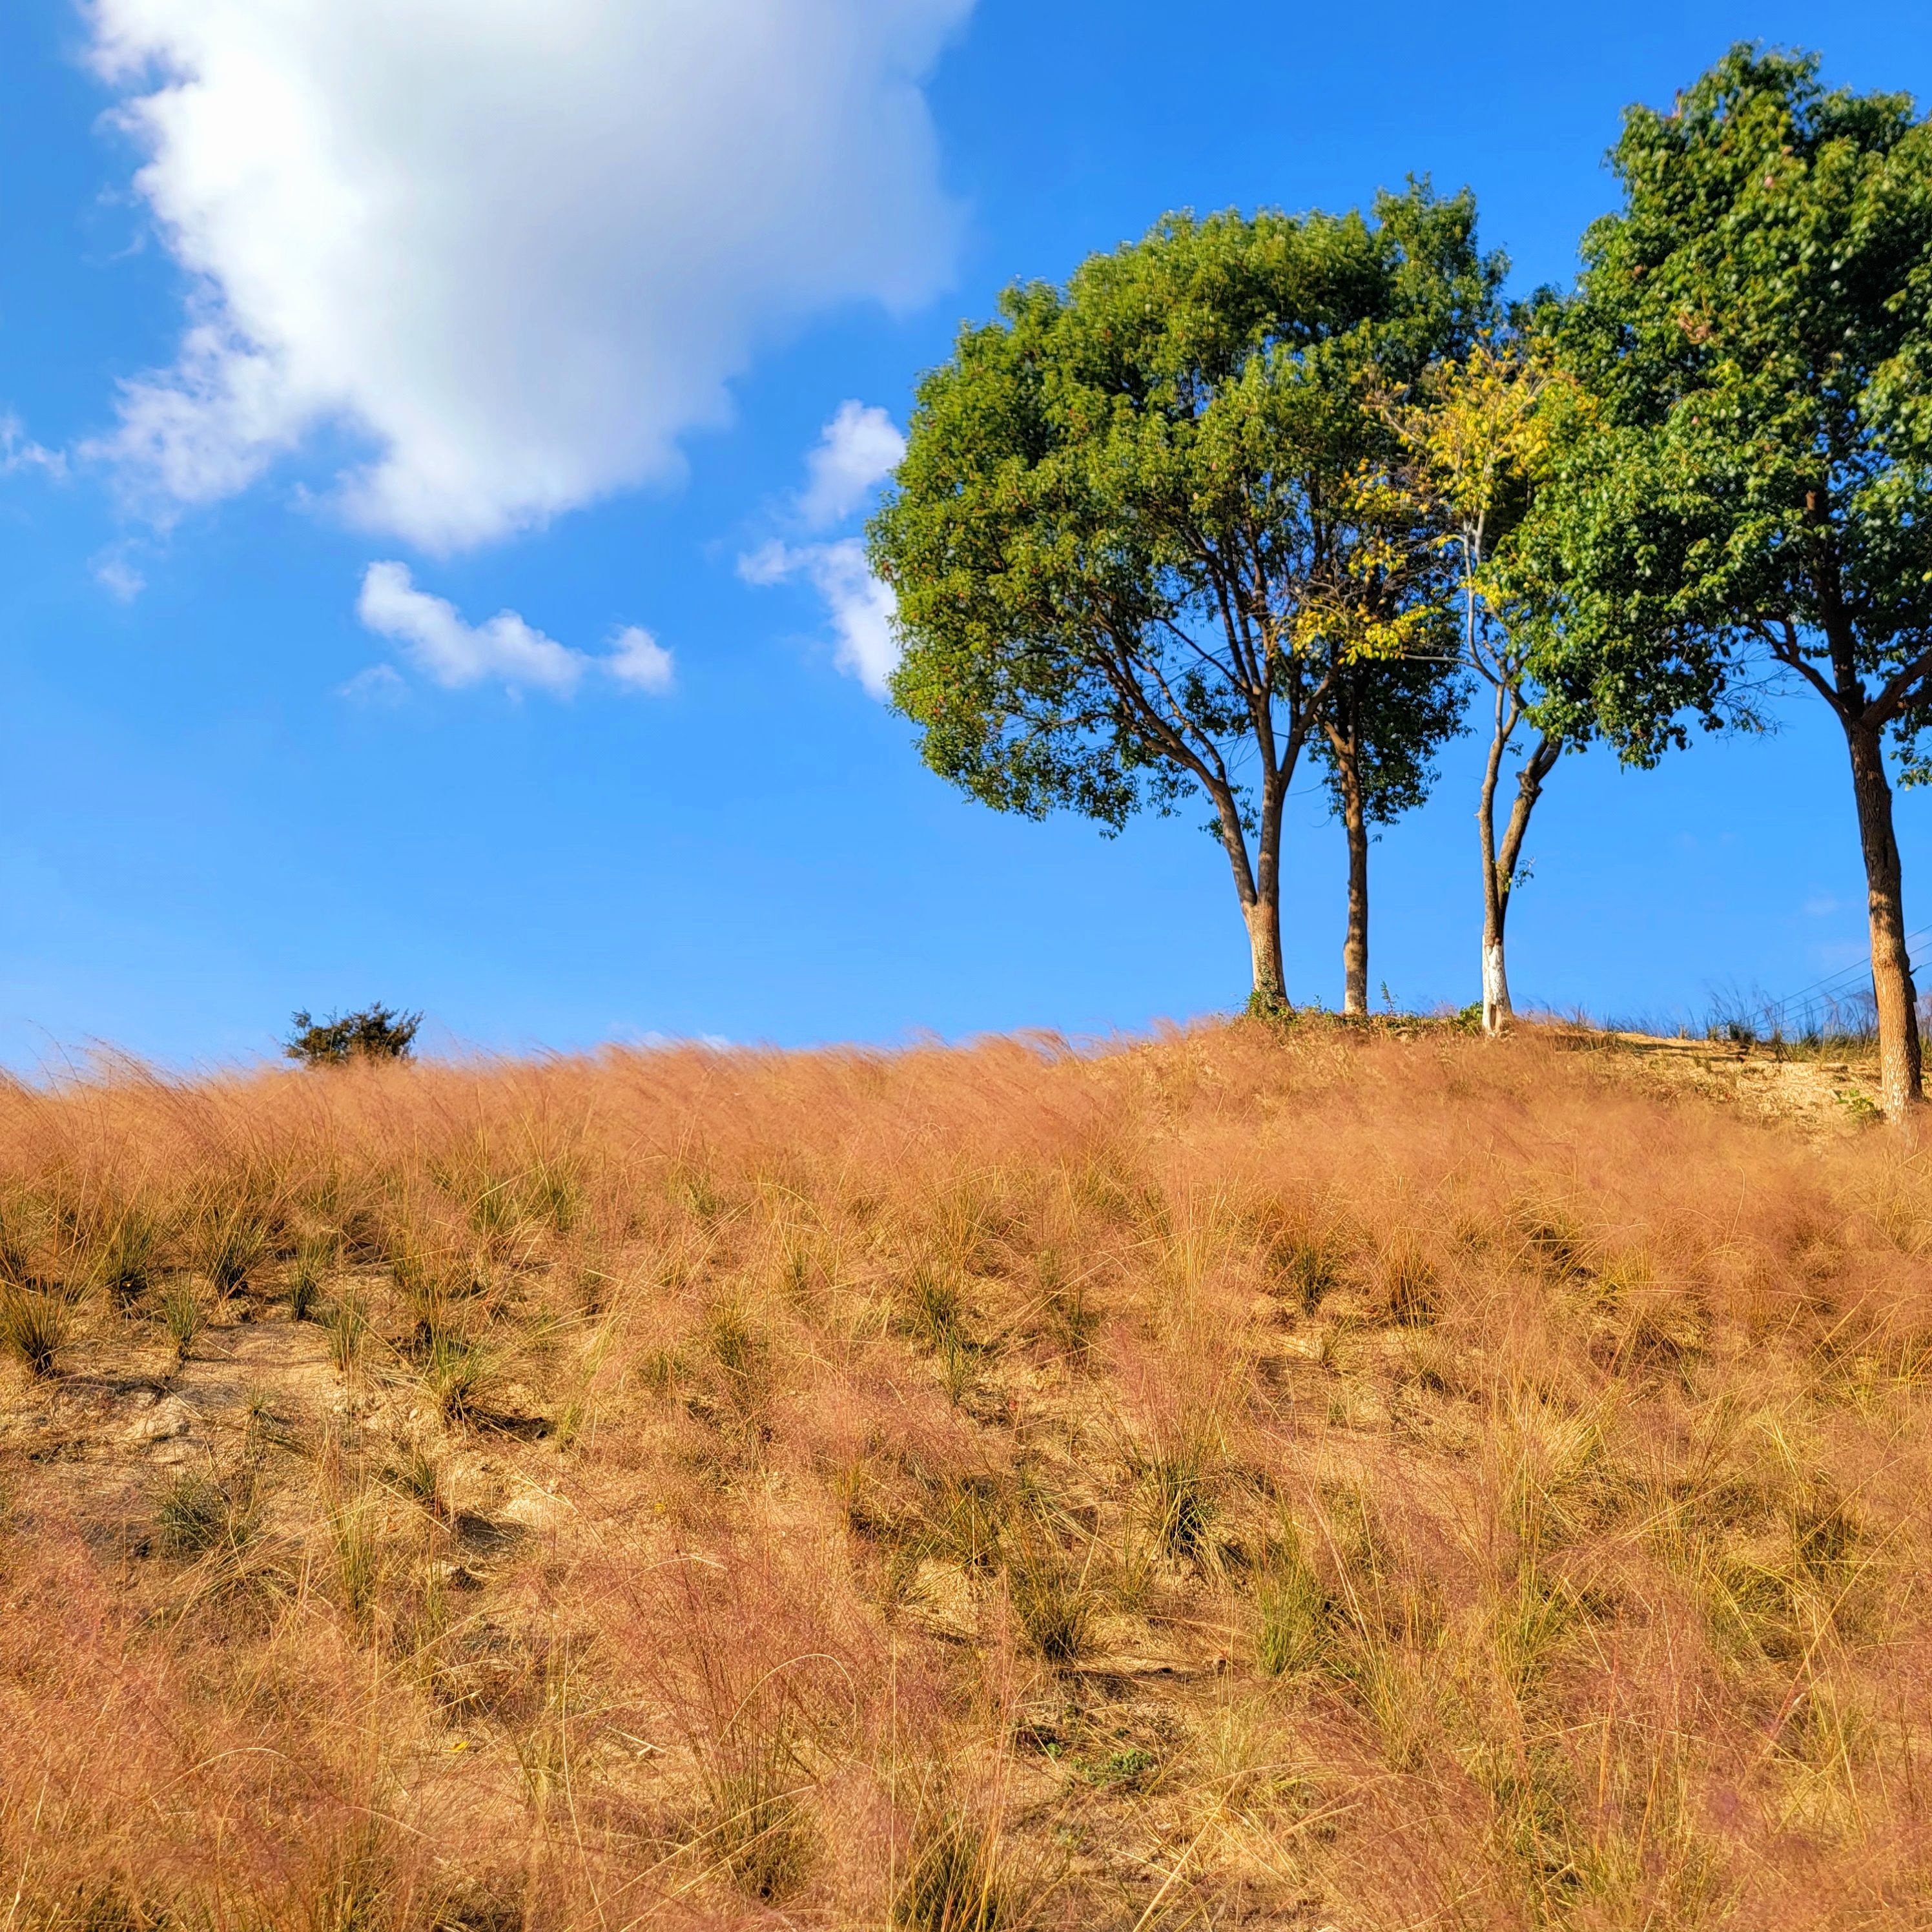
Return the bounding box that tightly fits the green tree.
[1291,458,1466,1014]
[1392,340,1590,1034]
[1552,47,1932,1115]
[869,189,1497,1010]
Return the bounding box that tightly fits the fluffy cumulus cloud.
[356,562,672,697]
[797,400,905,527]
[85,0,972,550]
[605,624,677,695]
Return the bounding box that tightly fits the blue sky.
[0,0,1926,1069]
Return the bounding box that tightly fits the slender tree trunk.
[1212,779,1288,1012]
[1479,727,1561,1037]
[1844,717,1922,1117]
[1252,769,1289,1011]
[1477,706,1511,1036]
[1341,783,1369,1017]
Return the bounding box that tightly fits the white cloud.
[91,548,147,601]
[740,400,905,696]
[358,562,586,693]
[84,0,972,551]
[798,400,905,528]
[741,536,898,698]
[355,561,672,697]
[338,663,408,706]
[606,623,675,695]
[626,1029,734,1051]
[1,412,66,481]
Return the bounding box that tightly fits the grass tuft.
[422,1333,502,1425]
[895,1807,1014,1932]
[0,1285,69,1376]
[156,1470,254,1559]
[158,1280,203,1358]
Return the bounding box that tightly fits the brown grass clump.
[3,1018,1932,1926]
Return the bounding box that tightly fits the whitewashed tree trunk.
[1481,940,1511,1036]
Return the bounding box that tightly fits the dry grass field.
[3,1019,1931,1929]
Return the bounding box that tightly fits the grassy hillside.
[1,1022,1927,1929]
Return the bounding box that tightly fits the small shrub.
[394,1241,474,1344]
[386,1441,449,1520]
[288,1256,321,1323]
[304,1825,395,1932]
[329,1502,382,1624]
[1266,1227,1344,1313]
[0,1286,69,1376]
[928,1474,1011,1573]
[285,1004,422,1067]
[192,1201,270,1295]
[1034,1249,1096,1360]
[91,1209,159,1304]
[703,1300,768,1412]
[1140,1447,1217,1562]
[907,1264,967,1352]
[0,1189,46,1287]
[1381,1241,1437,1326]
[515,1153,581,1236]
[701,1749,816,1901]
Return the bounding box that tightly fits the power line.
[1771,925,1932,1010]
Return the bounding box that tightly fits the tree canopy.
[1548,45,1932,1109]
[870,185,1499,1006]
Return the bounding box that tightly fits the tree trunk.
[1341,786,1369,1018]
[1481,937,1511,1033]
[1844,718,1923,1118]
[1479,730,1561,1037]
[1244,894,1286,1011]
[1477,709,1511,1037]
[1212,777,1288,1014]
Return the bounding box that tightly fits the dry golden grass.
[1,1018,1931,1928]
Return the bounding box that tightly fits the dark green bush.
[285,1005,422,1067]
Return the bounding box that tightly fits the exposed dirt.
[1549,1025,1882,1131]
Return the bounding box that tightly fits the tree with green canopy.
[1552,46,1932,1115]
[1291,458,1467,1014]
[868,188,1498,1011]
[1390,338,1594,1034]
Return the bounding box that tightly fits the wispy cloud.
[1,411,66,482]
[740,537,898,699]
[355,563,673,699]
[338,663,408,707]
[90,547,147,601]
[740,401,905,699]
